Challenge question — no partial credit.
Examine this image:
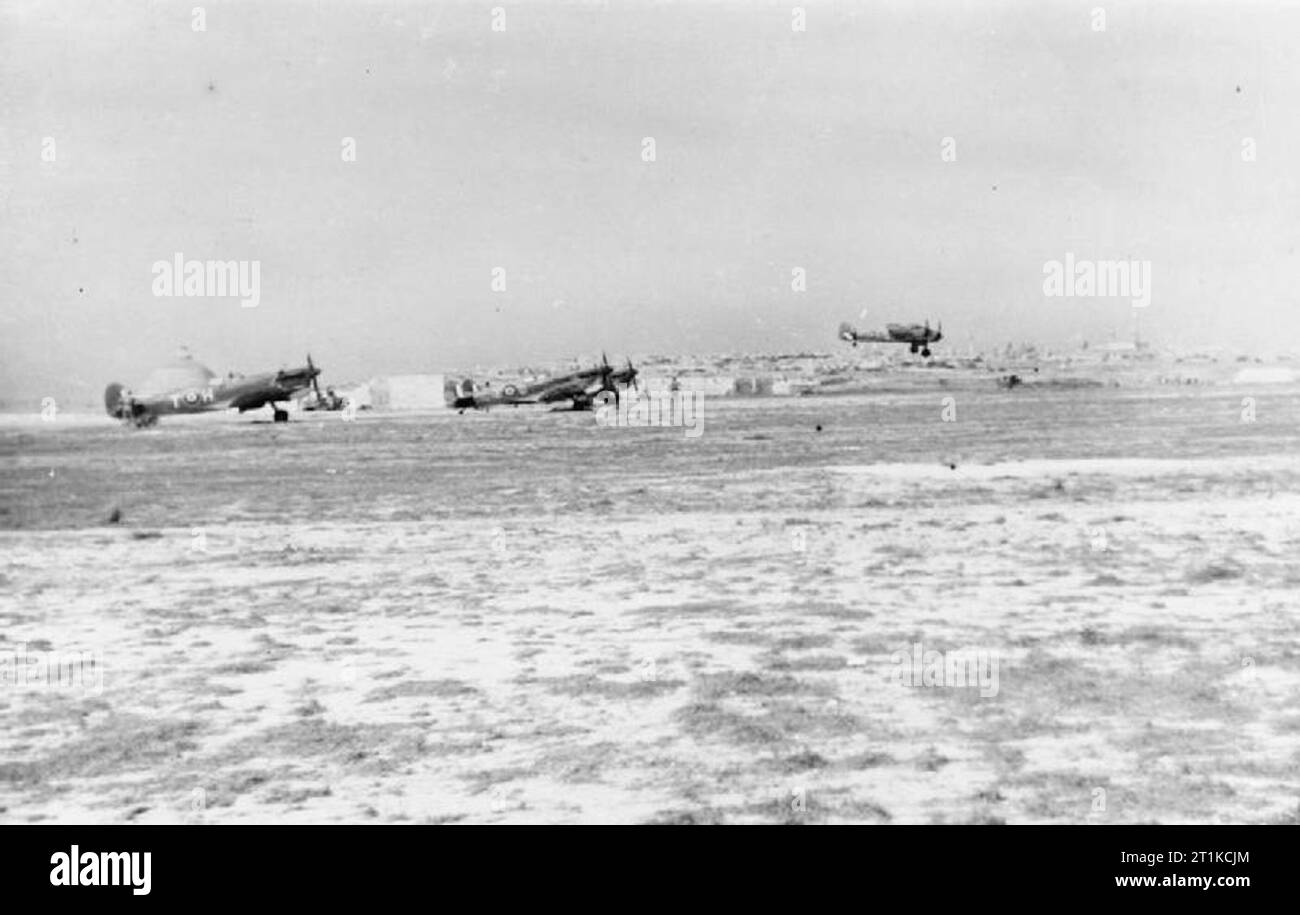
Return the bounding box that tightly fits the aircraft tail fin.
[104,383,125,418]
[445,377,474,407]
[105,383,153,425]
[838,322,858,341]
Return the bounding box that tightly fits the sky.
[2,0,1297,405]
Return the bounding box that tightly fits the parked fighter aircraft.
[105,351,325,427]
[839,319,943,357]
[447,354,639,413]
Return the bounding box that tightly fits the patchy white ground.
[3,386,1300,823]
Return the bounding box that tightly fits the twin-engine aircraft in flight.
[106,351,326,427]
[839,319,943,357]
[447,353,640,413]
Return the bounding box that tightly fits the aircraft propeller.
[591,353,638,404]
[306,353,323,400]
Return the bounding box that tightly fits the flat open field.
[3,380,1300,823]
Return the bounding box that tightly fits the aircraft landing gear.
[910,343,919,354]
[921,347,931,358]
[273,408,289,423]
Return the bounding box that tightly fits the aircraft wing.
[227,389,273,411]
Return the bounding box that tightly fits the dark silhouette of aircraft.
[106,351,324,427]
[447,354,639,413]
[839,320,943,357]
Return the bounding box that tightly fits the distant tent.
[138,352,217,396]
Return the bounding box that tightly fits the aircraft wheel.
[921,348,931,358]
[273,409,289,423]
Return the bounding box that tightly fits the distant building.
[1233,367,1296,385]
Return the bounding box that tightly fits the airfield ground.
[2,378,1300,823]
